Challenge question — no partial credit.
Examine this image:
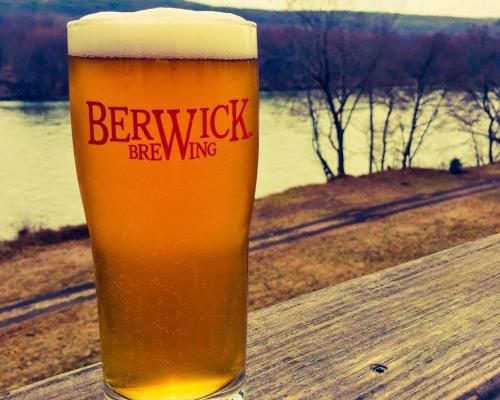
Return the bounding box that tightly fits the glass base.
[103,371,246,400]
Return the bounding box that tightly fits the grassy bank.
[0,225,89,263]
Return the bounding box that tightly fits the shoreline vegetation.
[0,224,89,263]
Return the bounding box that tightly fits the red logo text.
[86,98,253,161]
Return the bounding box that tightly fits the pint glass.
[67,9,258,400]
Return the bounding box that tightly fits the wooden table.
[5,234,500,399]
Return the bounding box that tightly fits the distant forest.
[0,1,498,99]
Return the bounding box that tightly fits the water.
[0,95,488,240]
[0,102,84,240]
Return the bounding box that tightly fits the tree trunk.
[368,87,375,174]
[488,117,495,164]
[471,132,482,167]
[380,93,394,171]
[323,88,347,177]
[380,139,387,171]
[306,90,335,181]
[402,150,409,169]
[337,129,346,176]
[402,86,423,169]
[402,120,415,169]
[318,153,335,181]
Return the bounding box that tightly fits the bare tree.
[449,92,486,167]
[379,87,397,171]
[367,83,376,173]
[365,82,397,175]
[306,90,335,181]
[360,22,399,174]
[454,28,499,164]
[260,23,338,182]
[286,1,377,177]
[399,33,449,168]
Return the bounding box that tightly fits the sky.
[196,0,500,19]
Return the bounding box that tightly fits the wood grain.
[5,234,500,400]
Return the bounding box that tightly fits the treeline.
[259,20,499,174]
[0,14,69,100]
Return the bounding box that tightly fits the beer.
[67,9,258,400]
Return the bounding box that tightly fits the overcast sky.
[196,0,499,19]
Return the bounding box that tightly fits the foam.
[67,8,257,59]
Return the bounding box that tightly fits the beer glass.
[67,8,258,400]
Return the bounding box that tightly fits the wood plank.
[5,234,500,400]
[246,234,500,400]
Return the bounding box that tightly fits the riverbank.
[1,165,499,393]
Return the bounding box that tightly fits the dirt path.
[250,177,499,250]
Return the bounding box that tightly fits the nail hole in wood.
[371,364,388,374]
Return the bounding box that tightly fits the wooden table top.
[5,233,500,399]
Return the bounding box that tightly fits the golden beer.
[67,9,258,400]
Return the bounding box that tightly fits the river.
[0,94,486,240]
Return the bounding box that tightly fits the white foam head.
[67,8,257,59]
